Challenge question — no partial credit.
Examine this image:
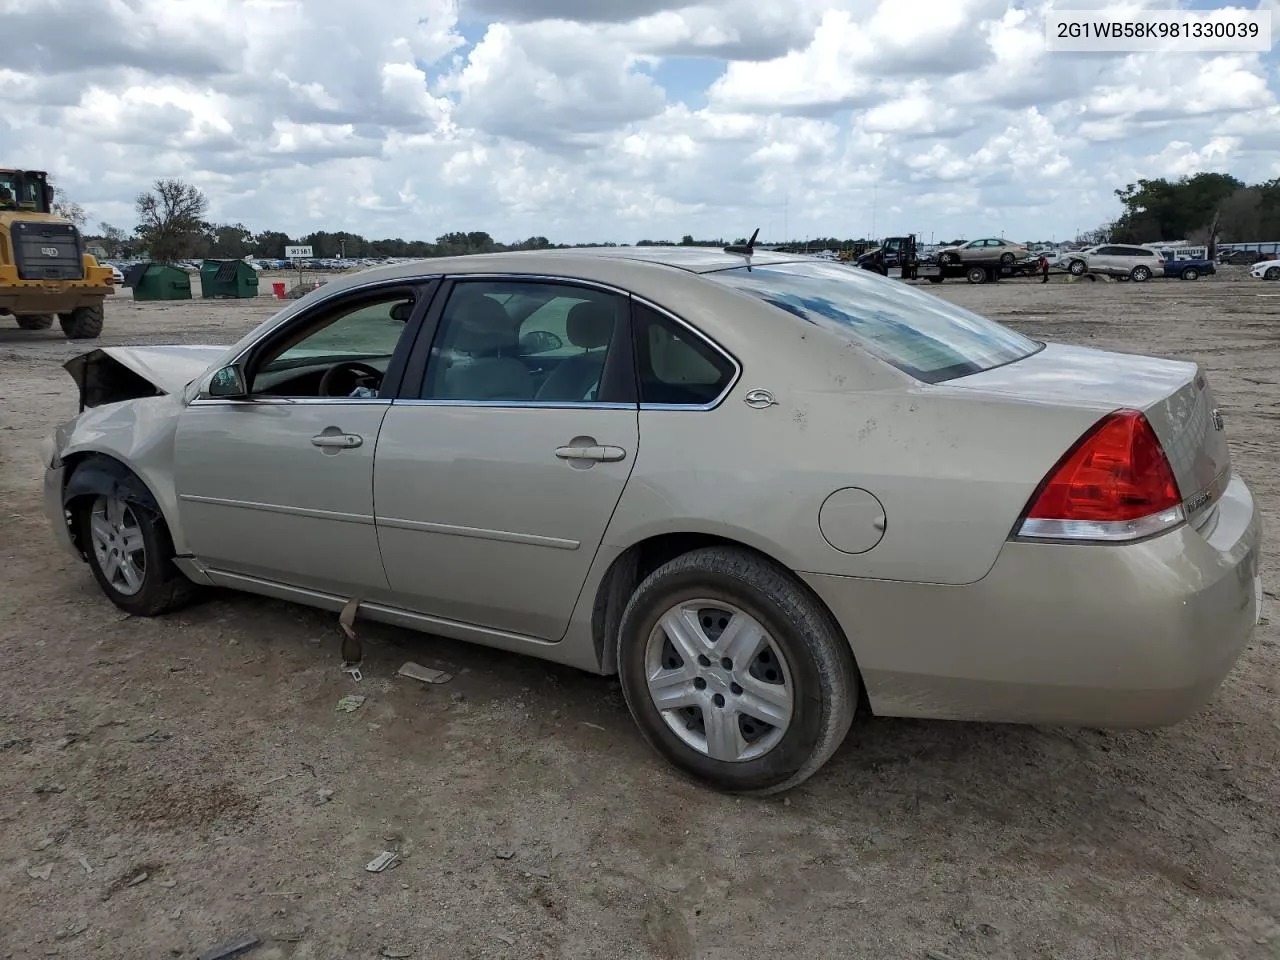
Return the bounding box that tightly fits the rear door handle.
[555,444,627,463]
[312,433,363,449]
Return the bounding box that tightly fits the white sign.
[285,245,313,259]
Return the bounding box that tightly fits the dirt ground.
[1,270,1278,960]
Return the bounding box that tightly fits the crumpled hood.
[64,345,227,410]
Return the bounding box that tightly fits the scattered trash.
[33,784,66,794]
[34,837,55,851]
[338,596,362,678]
[581,722,606,732]
[365,851,399,873]
[54,921,88,941]
[27,864,54,881]
[525,866,552,879]
[336,695,367,713]
[197,933,261,960]
[493,932,515,946]
[125,871,150,887]
[132,730,172,744]
[273,932,305,943]
[397,661,453,685]
[381,948,415,958]
[57,732,86,749]
[1,736,33,752]
[450,692,466,704]
[160,880,177,888]
[925,951,960,960]
[495,849,515,861]
[315,789,335,804]
[78,856,93,875]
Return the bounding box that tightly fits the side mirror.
[207,364,248,398]
[519,330,563,354]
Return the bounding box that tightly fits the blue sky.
[4,0,1278,244]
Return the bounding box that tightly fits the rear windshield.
[706,260,1040,383]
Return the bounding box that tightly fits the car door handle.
[555,444,627,462]
[312,433,363,449]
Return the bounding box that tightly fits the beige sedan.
[42,247,1262,794]
[937,237,1028,265]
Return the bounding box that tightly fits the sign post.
[285,245,312,289]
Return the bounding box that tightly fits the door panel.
[374,405,638,639]
[175,401,392,595]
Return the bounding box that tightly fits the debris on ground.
[397,661,453,685]
[132,730,172,744]
[27,864,54,881]
[315,788,335,804]
[125,870,150,887]
[197,933,261,960]
[366,851,399,873]
[380,947,414,958]
[338,596,362,670]
[33,784,66,794]
[78,856,93,875]
[495,849,515,860]
[335,695,366,713]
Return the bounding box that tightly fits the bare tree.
[135,178,209,261]
[49,182,87,227]
[98,222,129,258]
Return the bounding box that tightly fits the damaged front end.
[63,345,227,411]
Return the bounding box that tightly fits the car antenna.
[723,227,759,257]
[723,227,759,270]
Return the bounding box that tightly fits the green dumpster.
[124,263,191,301]
[199,259,260,299]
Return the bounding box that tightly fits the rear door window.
[706,260,1039,384]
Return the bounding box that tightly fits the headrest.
[566,301,614,350]
[449,296,517,354]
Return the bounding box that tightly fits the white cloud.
[1,0,1278,245]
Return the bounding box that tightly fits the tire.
[941,252,959,265]
[1181,268,1199,281]
[616,546,858,795]
[999,252,1015,265]
[74,489,196,617]
[59,303,104,340]
[927,276,944,284]
[1131,265,1151,282]
[16,314,54,330]
[1069,259,1087,276]
[1266,267,1280,281]
[966,266,987,284]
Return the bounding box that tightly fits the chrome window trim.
[189,397,393,407]
[392,400,634,411]
[438,272,743,412]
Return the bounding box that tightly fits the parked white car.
[1063,244,1165,282]
[1250,259,1280,281]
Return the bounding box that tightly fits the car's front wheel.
[617,546,858,795]
[1069,259,1087,276]
[75,491,195,616]
[1266,266,1280,281]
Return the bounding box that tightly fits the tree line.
[1081,172,1280,248]
[64,172,1280,264]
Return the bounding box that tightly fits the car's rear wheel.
[16,314,54,330]
[1181,268,1199,281]
[75,491,196,616]
[1266,266,1280,281]
[616,546,858,795]
[1131,265,1152,282]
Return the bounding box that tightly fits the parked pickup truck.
[1162,257,1215,281]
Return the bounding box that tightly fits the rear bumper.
[803,473,1262,727]
[0,283,112,314]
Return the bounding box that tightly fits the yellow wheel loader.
[0,169,113,339]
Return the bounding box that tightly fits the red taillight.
[1018,410,1184,541]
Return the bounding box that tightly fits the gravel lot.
[1,270,1277,960]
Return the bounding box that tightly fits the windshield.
[706,260,1040,383]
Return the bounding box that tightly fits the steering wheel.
[318,360,384,398]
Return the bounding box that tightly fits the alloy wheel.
[88,494,147,596]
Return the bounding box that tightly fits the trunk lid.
[949,342,1231,522]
